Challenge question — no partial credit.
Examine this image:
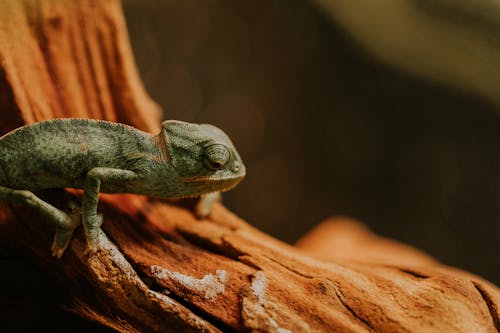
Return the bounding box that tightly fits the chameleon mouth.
[182,174,245,184]
[178,174,244,198]
[173,181,241,199]
[218,180,241,193]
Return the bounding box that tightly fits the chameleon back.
[0,119,156,190]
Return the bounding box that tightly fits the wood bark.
[0,1,498,332]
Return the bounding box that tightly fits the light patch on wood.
[251,270,267,311]
[151,265,228,300]
[248,271,292,333]
[269,318,293,333]
[146,289,176,306]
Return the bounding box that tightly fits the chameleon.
[0,118,245,258]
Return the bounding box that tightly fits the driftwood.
[0,1,498,332]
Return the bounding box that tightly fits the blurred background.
[122,0,499,284]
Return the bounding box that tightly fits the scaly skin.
[0,118,245,258]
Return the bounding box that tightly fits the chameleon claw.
[83,234,103,257]
[83,244,99,256]
[83,213,103,257]
[51,243,67,259]
[51,227,74,258]
[50,207,81,258]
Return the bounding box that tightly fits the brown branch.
[0,1,498,332]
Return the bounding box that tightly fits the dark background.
[122,0,499,284]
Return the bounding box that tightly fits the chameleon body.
[0,118,245,258]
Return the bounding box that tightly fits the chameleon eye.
[204,144,230,170]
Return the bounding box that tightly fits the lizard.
[0,118,245,258]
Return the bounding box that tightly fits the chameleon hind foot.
[51,228,75,259]
[0,186,81,258]
[51,206,81,258]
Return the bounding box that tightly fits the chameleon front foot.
[83,214,104,256]
[195,192,221,218]
[84,244,99,256]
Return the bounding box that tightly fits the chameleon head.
[161,120,246,197]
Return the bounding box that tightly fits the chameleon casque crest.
[0,118,245,258]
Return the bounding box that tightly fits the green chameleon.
[0,118,245,258]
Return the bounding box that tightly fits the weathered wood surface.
[0,1,498,332]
